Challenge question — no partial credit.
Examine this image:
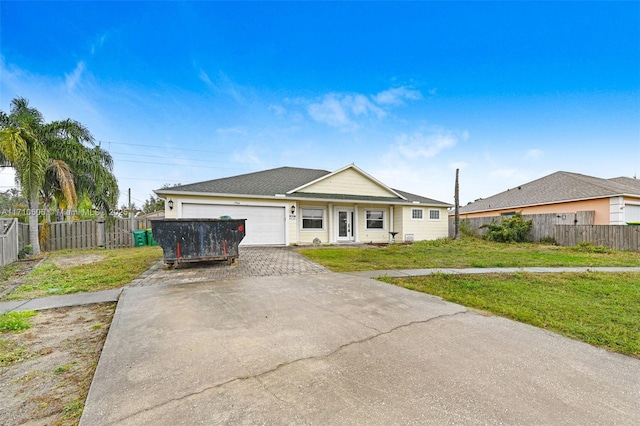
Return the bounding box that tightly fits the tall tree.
[0,97,119,254]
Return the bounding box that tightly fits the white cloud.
[229,145,262,165]
[373,86,422,105]
[269,104,286,116]
[65,61,86,91]
[308,93,384,129]
[526,148,543,159]
[392,128,460,160]
[199,69,244,102]
[216,127,247,136]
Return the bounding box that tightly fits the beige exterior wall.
[355,204,392,243]
[458,198,612,225]
[297,203,330,244]
[400,206,449,241]
[298,168,397,198]
[163,193,449,245]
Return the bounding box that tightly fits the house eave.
[154,189,451,207]
[457,193,634,215]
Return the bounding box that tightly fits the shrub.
[538,236,557,245]
[18,244,32,260]
[483,213,532,243]
[459,219,478,237]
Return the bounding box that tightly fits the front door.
[336,209,354,242]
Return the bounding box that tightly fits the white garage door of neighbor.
[181,203,286,245]
[625,204,640,224]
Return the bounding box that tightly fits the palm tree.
[0,97,119,254]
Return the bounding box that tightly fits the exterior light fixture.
[168,200,174,210]
[291,205,296,215]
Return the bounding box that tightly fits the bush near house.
[483,213,533,243]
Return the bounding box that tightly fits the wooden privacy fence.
[449,211,596,242]
[31,218,154,252]
[555,225,640,252]
[0,218,19,266]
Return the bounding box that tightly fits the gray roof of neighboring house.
[460,171,640,214]
[156,166,451,206]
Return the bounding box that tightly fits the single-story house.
[455,171,640,225]
[155,164,451,245]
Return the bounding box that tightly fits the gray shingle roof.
[460,171,640,214]
[155,166,451,206]
[158,167,330,196]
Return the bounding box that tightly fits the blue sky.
[1,1,639,208]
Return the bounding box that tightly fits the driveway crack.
[110,309,467,425]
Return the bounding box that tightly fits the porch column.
[354,205,359,242]
[328,203,334,243]
[389,206,394,242]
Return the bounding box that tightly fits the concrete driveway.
[81,253,640,425]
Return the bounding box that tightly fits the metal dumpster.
[151,218,246,268]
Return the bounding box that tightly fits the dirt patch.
[50,254,106,269]
[0,304,115,426]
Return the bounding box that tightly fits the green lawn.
[300,238,640,357]
[381,272,640,358]
[0,246,162,301]
[298,238,640,272]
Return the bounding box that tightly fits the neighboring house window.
[366,210,384,229]
[411,208,423,220]
[429,209,441,220]
[301,208,323,229]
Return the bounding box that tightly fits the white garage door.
[625,204,640,224]
[182,203,286,245]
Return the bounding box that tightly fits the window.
[429,209,440,220]
[301,208,323,229]
[366,210,384,229]
[411,208,423,220]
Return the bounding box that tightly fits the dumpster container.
[151,218,246,268]
[146,228,158,246]
[132,229,147,247]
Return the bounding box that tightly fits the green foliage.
[298,237,640,272]
[18,244,33,260]
[0,310,37,332]
[2,246,162,300]
[141,183,181,214]
[484,213,532,243]
[574,241,611,253]
[385,272,640,357]
[459,219,478,237]
[538,236,557,245]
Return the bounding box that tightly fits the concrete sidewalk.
[0,288,121,314]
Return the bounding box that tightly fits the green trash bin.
[146,228,157,246]
[132,229,147,247]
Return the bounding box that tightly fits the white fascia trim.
[285,163,408,200]
[154,191,279,200]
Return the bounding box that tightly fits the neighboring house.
[155,164,451,246]
[456,171,640,225]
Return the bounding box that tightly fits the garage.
[182,203,286,245]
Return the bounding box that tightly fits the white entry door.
[336,209,354,242]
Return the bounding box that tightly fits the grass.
[0,311,38,367]
[0,310,38,332]
[298,237,640,272]
[1,246,162,301]
[381,272,640,357]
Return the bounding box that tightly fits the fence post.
[97,219,105,248]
